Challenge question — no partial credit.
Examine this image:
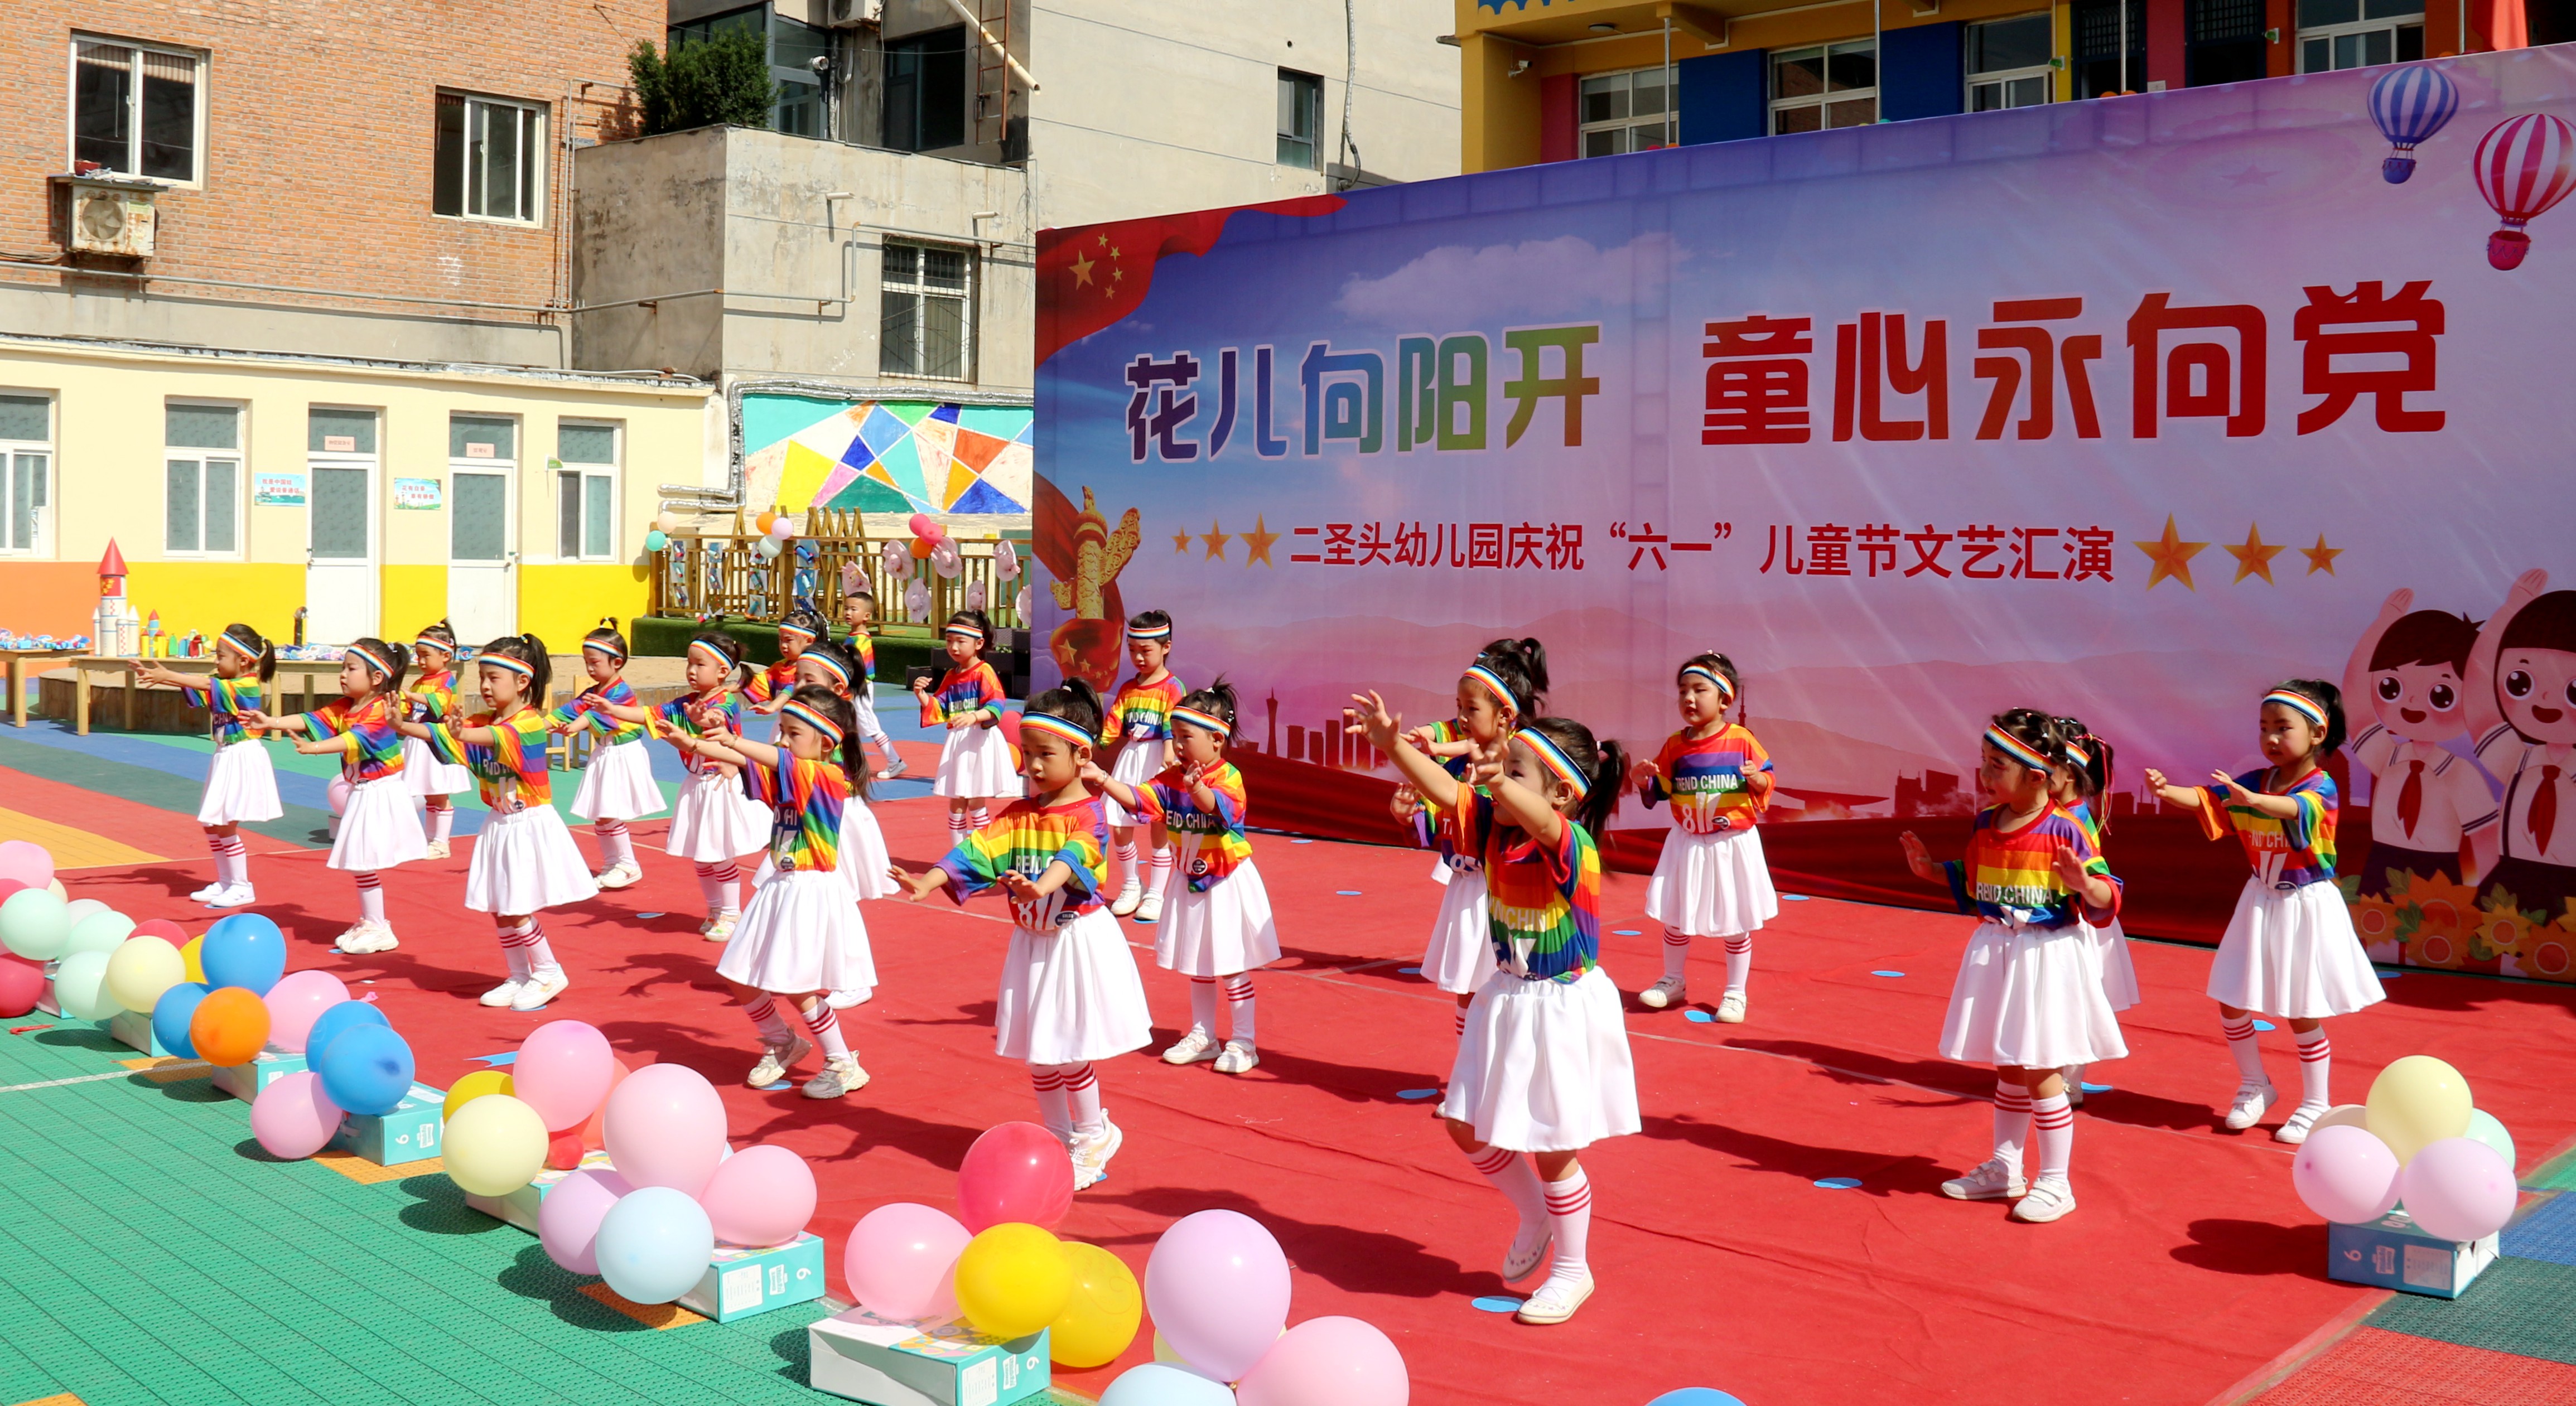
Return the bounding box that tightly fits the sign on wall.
[392,477,444,511]
[250,473,306,506]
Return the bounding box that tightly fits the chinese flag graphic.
[1035,195,1344,366]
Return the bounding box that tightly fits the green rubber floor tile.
[2534,1153,2576,1194]
[2365,1255,2576,1365]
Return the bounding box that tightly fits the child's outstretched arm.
[1487,765,1566,848]
[1078,760,1144,812]
[2139,767,2206,811]
[1348,690,1458,809]
[1898,830,1943,885]
[2208,771,2300,819]
[891,864,952,901]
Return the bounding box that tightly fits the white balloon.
[993,539,1020,581]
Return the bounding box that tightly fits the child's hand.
[998,871,1039,903]
[1077,759,1109,786]
[1389,782,1420,822]
[946,714,972,731]
[2141,767,2170,791]
[1899,830,1940,882]
[1403,724,1439,752]
[1467,753,1506,789]
[1181,762,1206,791]
[238,709,272,729]
[1625,756,1657,793]
[1344,690,1401,751]
[2211,770,2250,802]
[892,867,939,902]
[2049,848,2092,890]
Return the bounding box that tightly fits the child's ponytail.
[221,622,278,682]
[1522,714,1623,837]
[1478,637,1550,715]
[583,618,630,663]
[1178,675,1239,732]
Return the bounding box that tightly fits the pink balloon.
[0,840,52,890]
[2292,1124,2403,1225]
[844,1202,971,1322]
[539,1167,634,1275]
[905,512,936,539]
[957,1122,1073,1232]
[1145,1210,1291,1383]
[2400,1137,2520,1243]
[250,1071,344,1160]
[515,1020,616,1132]
[701,1144,817,1247]
[601,1062,729,1197]
[1237,1317,1410,1406]
[262,970,351,1054]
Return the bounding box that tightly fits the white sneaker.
[1941,1158,2027,1202]
[2061,1066,2086,1107]
[1638,977,1685,1009]
[1715,991,1748,1023]
[2010,1178,2078,1223]
[1070,1119,1123,1190]
[1133,891,1164,924]
[1514,1271,1595,1325]
[2225,1079,2278,1131]
[1503,1224,1554,1283]
[336,921,399,955]
[1161,1029,1220,1066]
[424,839,451,861]
[1109,880,1144,917]
[1213,1040,1260,1075]
[512,969,570,1012]
[189,880,228,902]
[2276,1102,2329,1144]
[746,1037,813,1087]
[875,755,909,781]
[697,914,718,935]
[595,862,641,891]
[205,884,257,909]
[803,1055,870,1099]
[704,914,737,943]
[479,979,525,1008]
[826,987,872,1010]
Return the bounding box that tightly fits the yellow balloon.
[180,935,206,984]
[442,1094,549,1197]
[1153,1330,1183,1365]
[442,1069,515,1122]
[952,1223,1073,1341]
[2366,1055,2473,1164]
[104,935,185,1014]
[1046,1241,1142,1369]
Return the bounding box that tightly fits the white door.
[448,466,515,642]
[306,457,378,645]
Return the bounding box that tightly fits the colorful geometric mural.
[740,394,1034,517]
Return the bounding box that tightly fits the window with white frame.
[72,37,204,183]
[433,93,546,224]
[1968,15,2056,110]
[1772,41,1878,134]
[0,395,51,555]
[2297,0,2424,70]
[881,241,973,381]
[448,415,515,567]
[165,403,241,557]
[557,423,619,561]
[1580,67,1672,158]
[1277,70,1322,167]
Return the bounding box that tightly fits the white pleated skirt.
[1643,825,1780,938]
[329,775,429,872]
[2206,879,2386,1019]
[717,868,879,995]
[840,798,898,901]
[1102,742,1165,828]
[664,769,771,862]
[1155,860,1281,977]
[402,736,472,798]
[1421,867,1497,995]
[934,723,1024,798]
[464,805,601,915]
[198,741,284,826]
[571,740,664,822]
[1439,966,1642,1153]
[1940,920,2130,1068]
[995,907,1152,1066]
[2091,917,2141,1012]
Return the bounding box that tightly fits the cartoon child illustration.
[2342,588,2497,898]
[2466,570,2576,922]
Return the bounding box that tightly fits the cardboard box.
[678,1233,828,1323]
[809,1311,1050,1406]
[464,1151,614,1233]
[209,1047,308,1102]
[104,1008,172,1057]
[2328,1209,2501,1298]
[327,1083,445,1165]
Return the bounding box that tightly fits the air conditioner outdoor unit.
[828,0,882,27]
[61,177,158,258]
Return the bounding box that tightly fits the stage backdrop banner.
[1031,50,2576,981]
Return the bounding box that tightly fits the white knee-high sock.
[355,872,385,924]
[1030,1066,1071,1141]
[217,833,249,886]
[799,998,851,1060]
[1454,1004,1468,1039]
[1062,1062,1104,1135]
[1116,842,1140,888]
[1149,846,1174,896]
[494,921,533,981]
[971,806,992,831]
[744,996,793,1044]
[2031,1091,2075,1185]
[1468,1145,1548,1235]
[712,863,741,916]
[595,819,632,868]
[1188,975,1218,1037]
[520,918,560,975]
[1222,974,1256,1044]
[2295,1028,2332,1109]
[427,804,454,844]
[1661,929,1690,982]
[1993,1079,2033,1172]
[1722,934,1753,994]
[696,862,723,911]
[203,826,225,868]
[1542,1168,1594,1281]
[2222,1015,2266,1084]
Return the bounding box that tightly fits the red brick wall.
[0,1,663,318]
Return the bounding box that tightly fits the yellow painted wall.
[380,566,448,641]
[519,563,653,649]
[123,562,305,645]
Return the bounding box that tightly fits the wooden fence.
[649,509,1032,631]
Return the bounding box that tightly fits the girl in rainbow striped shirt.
[402,620,473,860]
[243,639,428,954]
[1900,709,2124,1224]
[590,631,771,939]
[2047,717,2138,1104]
[1098,611,1185,922]
[747,637,890,1013]
[1350,690,1638,1328]
[893,678,1152,1189]
[913,608,1024,851]
[132,622,283,909]
[547,621,664,891]
[1632,651,1779,1021]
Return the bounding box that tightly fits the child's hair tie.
[1982,724,2052,773]
[1514,728,1590,800]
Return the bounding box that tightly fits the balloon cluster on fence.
[2290,1054,2520,1243]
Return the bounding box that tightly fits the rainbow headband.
[805,651,851,689]
[944,622,986,642]
[779,700,843,745]
[1514,728,1590,800]
[582,636,627,661]
[688,640,732,669]
[778,621,818,643]
[479,654,534,678]
[216,633,257,661]
[2264,690,2329,729]
[1019,712,1093,748]
[1463,664,1517,711]
[1681,664,1735,703]
[1171,706,1229,737]
[2062,740,2091,768]
[1126,621,1171,642]
[1983,725,2052,773]
[412,634,454,655]
[349,644,401,679]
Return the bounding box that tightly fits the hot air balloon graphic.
[2473,113,2576,270]
[2367,64,2458,183]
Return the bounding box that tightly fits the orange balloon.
[756,511,779,534]
[190,986,271,1067]
[909,537,934,559]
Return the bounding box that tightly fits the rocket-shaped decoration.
[98,539,129,597]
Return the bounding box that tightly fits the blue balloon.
[302,1000,389,1075]
[316,1022,412,1117]
[151,982,211,1059]
[1648,1393,1748,1406]
[594,1187,716,1304]
[1099,1364,1236,1406]
[199,914,287,996]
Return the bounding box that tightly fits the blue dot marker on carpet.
[2376,969,2403,978]
[2253,1019,2276,1031]
[1397,1088,1441,1100]
[1814,1177,1863,1190]
[1470,1296,1524,1313]
[761,1081,793,1091]
[1291,838,1314,844]
[2081,1081,2113,1094]
[471,1052,518,1066]
[1612,929,1642,936]
[1399,966,1422,974]
[636,911,665,919]
[1338,890,1363,896]
[1684,1009,1715,1023]
[1871,970,1905,978]
[1781,893,1812,901]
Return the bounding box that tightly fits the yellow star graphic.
[2223,523,2286,584]
[1241,515,1279,567]
[1171,529,1191,554]
[2301,533,2343,576]
[2133,515,2208,592]
[1200,519,1231,561]
[1069,253,1094,288]
[1096,233,1108,247]
[1109,244,1122,261]
[1111,266,1123,283]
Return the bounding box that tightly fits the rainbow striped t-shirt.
[746,754,849,874]
[408,668,459,724]
[847,630,876,682]
[1100,674,1185,745]
[180,675,263,746]
[1943,801,2118,929]
[658,689,745,775]
[938,796,1110,930]
[298,693,407,784]
[548,678,647,746]
[1455,792,1602,983]
[1126,761,1254,892]
[426,707,554,811]
[745,659,800,707]
[1647,724,1773,834]
[2198,767,2338,890]
[924,661,1004,726]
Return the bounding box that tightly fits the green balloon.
[0,890,72,962]
[2464,1108,2516,1172]
[644,529,669,552]
[53,950,117,1021]
[61,910,136,959]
